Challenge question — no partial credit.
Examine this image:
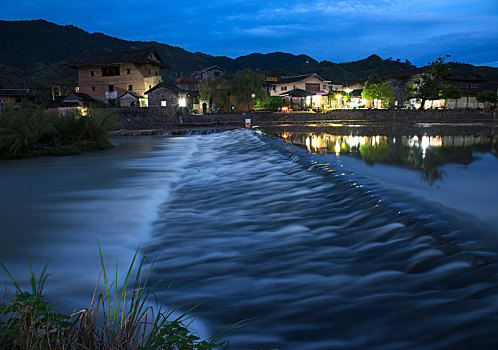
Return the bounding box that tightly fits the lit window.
[161,100,167,107]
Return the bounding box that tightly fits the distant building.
[175,66,227,93]
[69,47,171,103]
[191,66,226,81]
[47,92,98,115]
[0,89,29,109]
[118,91,146,107]
[270,73,331,109]
[145,83,199,113]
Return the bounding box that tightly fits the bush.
[0,244,241,349]
[0,108,59,158]
[0,108,119,159]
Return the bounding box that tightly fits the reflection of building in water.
[279,131,495,156]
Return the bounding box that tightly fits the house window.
[161,100,167,107]
[90,71,95,76]
[127,68,131,74]
[91,86,95,91]
[128,85,133,91]
[149,85,151,89]
[155,71,158,76]
[101,65,120,76]
[108,85,114,92]
[305,83,320,91]
[281,86,287,91]
[323,84,327,90]
[148,69,151,74]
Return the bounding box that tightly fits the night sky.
[2,0,497,67]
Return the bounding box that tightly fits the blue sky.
[1,0,497,66]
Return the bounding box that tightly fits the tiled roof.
[118,91,143,99]
[445,72,486,82]
[144,82,180,95]
[275,73,329,85]
[279,88,315,97]
[0,89,30,96]
[69,47,171,69]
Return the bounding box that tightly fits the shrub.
[0,108,59,158]
[0,245,242,349]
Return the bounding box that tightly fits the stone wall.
[104,108,496,130]
[281,109,496,123]
[146,86,178,114]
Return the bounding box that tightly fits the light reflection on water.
[0,129,497,349]
[271,127,496,186]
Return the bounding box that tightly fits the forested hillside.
[1,19,496,91]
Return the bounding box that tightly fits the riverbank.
[111,109,496,135]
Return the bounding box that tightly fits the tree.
[476,90,497,109]
[361,74,394,108]
[199,76,231,112]
[440,84,461,108]
[403,74,440,109]
[199,69,266,112]
[429,55,452,80]
[231,69,267,111]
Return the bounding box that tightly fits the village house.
[0,89,30,110]
[144,83,199,114]
[69,47,170,104]
[118,91,144,107]
[270,73,331,109]
[47,91,98,115]
[175,66,226,92]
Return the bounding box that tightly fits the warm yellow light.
[336,94,342,100]
[335,141,341,154]
[344,88,353,94]
[251,93,256,98]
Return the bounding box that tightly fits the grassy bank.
[0,246,238,349]
[0,108,119,160]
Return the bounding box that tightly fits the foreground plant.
[0,244,242,349]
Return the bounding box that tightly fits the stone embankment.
[107,108,496,135]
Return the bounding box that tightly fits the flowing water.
[0,126,497,349]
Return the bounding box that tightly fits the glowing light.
[421,135,430,158]
[335,141,341,154]
[251,93,255,98]
[305,96,311,105]
[178,97,186,107]
[344,88,353,94]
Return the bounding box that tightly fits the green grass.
[0,244,244,349]
[0,107,119,160]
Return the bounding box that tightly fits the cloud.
[1,0,497,66]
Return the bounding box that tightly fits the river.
[0,125,497,349]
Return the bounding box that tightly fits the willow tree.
[199,76,232,112]
[231,69,267,112]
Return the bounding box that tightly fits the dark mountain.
[0,19,496,90]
